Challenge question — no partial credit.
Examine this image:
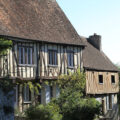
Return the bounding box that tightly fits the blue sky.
[57,0,120,64]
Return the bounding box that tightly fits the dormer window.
[67,51,74,67]
[111,75,115,84]
[48,50,58,65]
[99,75,103,84]
[19,46,33,65]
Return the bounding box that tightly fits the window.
[111,75,115,84]
[56,85,60,98]
[14,85,18,107]
[99,75,103,84]
[45,85,53,104]
[67,51,74,67]
[106,96,110,110]
[50,86,53,99]
[48,50,57,65]
[112,94,114,108]
[38,88,42,104]
[19,47,25,64]
[19,46,33,65]
[24,85,31,102]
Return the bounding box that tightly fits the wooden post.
[18,85,23,112]
[102,99,106,115]
[109,94,112,109]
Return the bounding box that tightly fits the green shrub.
[53,70,101,120]
[25,104,62,120]
[61,98,101,120]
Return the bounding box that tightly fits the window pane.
[99,75,103,84]
[111,75,115,84]
[19,47,25,64]
[49,50,57,65]
[19,47,33,65]
[24,85,31,102]
[71,53,74,67]
[38,88,41,104]
[27,48,31,64]
[49,51,52,65]
[67,52,74,67]
[54,52,57,65]
[50,86,53,99]
[30,48,33,64]
[21,48,23,64]
[45,85,51,104]
[56,85,60,98]
[19,47,21,64]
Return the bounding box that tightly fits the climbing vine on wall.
[0,76,14,94]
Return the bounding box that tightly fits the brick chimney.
[87,33,101,51]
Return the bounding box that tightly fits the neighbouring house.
[0,0,119,119]
[83,34,119,119]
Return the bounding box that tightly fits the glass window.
[56,85,60,98]
[106,96,109,110]
[48,50,57,65]
[111,75,115,84]
[67,51,74,67]
[14,85,18,107]
[24,85,31,102]
[19,46,33,65]
[45,85,53,104]
[50,86,53,99]
[38,88,42,104]
[45,85,51,104]
[99,75,103,84]
[19,47,25,64]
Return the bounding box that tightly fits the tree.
[0,38,14,120]
[25,69,101,120]
[0,38,12,55]
[53,69,101,120]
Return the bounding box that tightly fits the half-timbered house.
[83,34,119,119]
[0,0,119,119]
[0,0,86,112]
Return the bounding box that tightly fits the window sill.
[18,64,36,67]
[67,66,74,69]
[111,83,115,85]
[99,83,103,85]
[23,101,32,104]
[48,65,58,68]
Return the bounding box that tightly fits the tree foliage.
[53,69,101,120]
[25,69,101,120]
[25,104,62,120]
[0,38,12,55]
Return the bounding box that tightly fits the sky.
[56,0,120,64]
